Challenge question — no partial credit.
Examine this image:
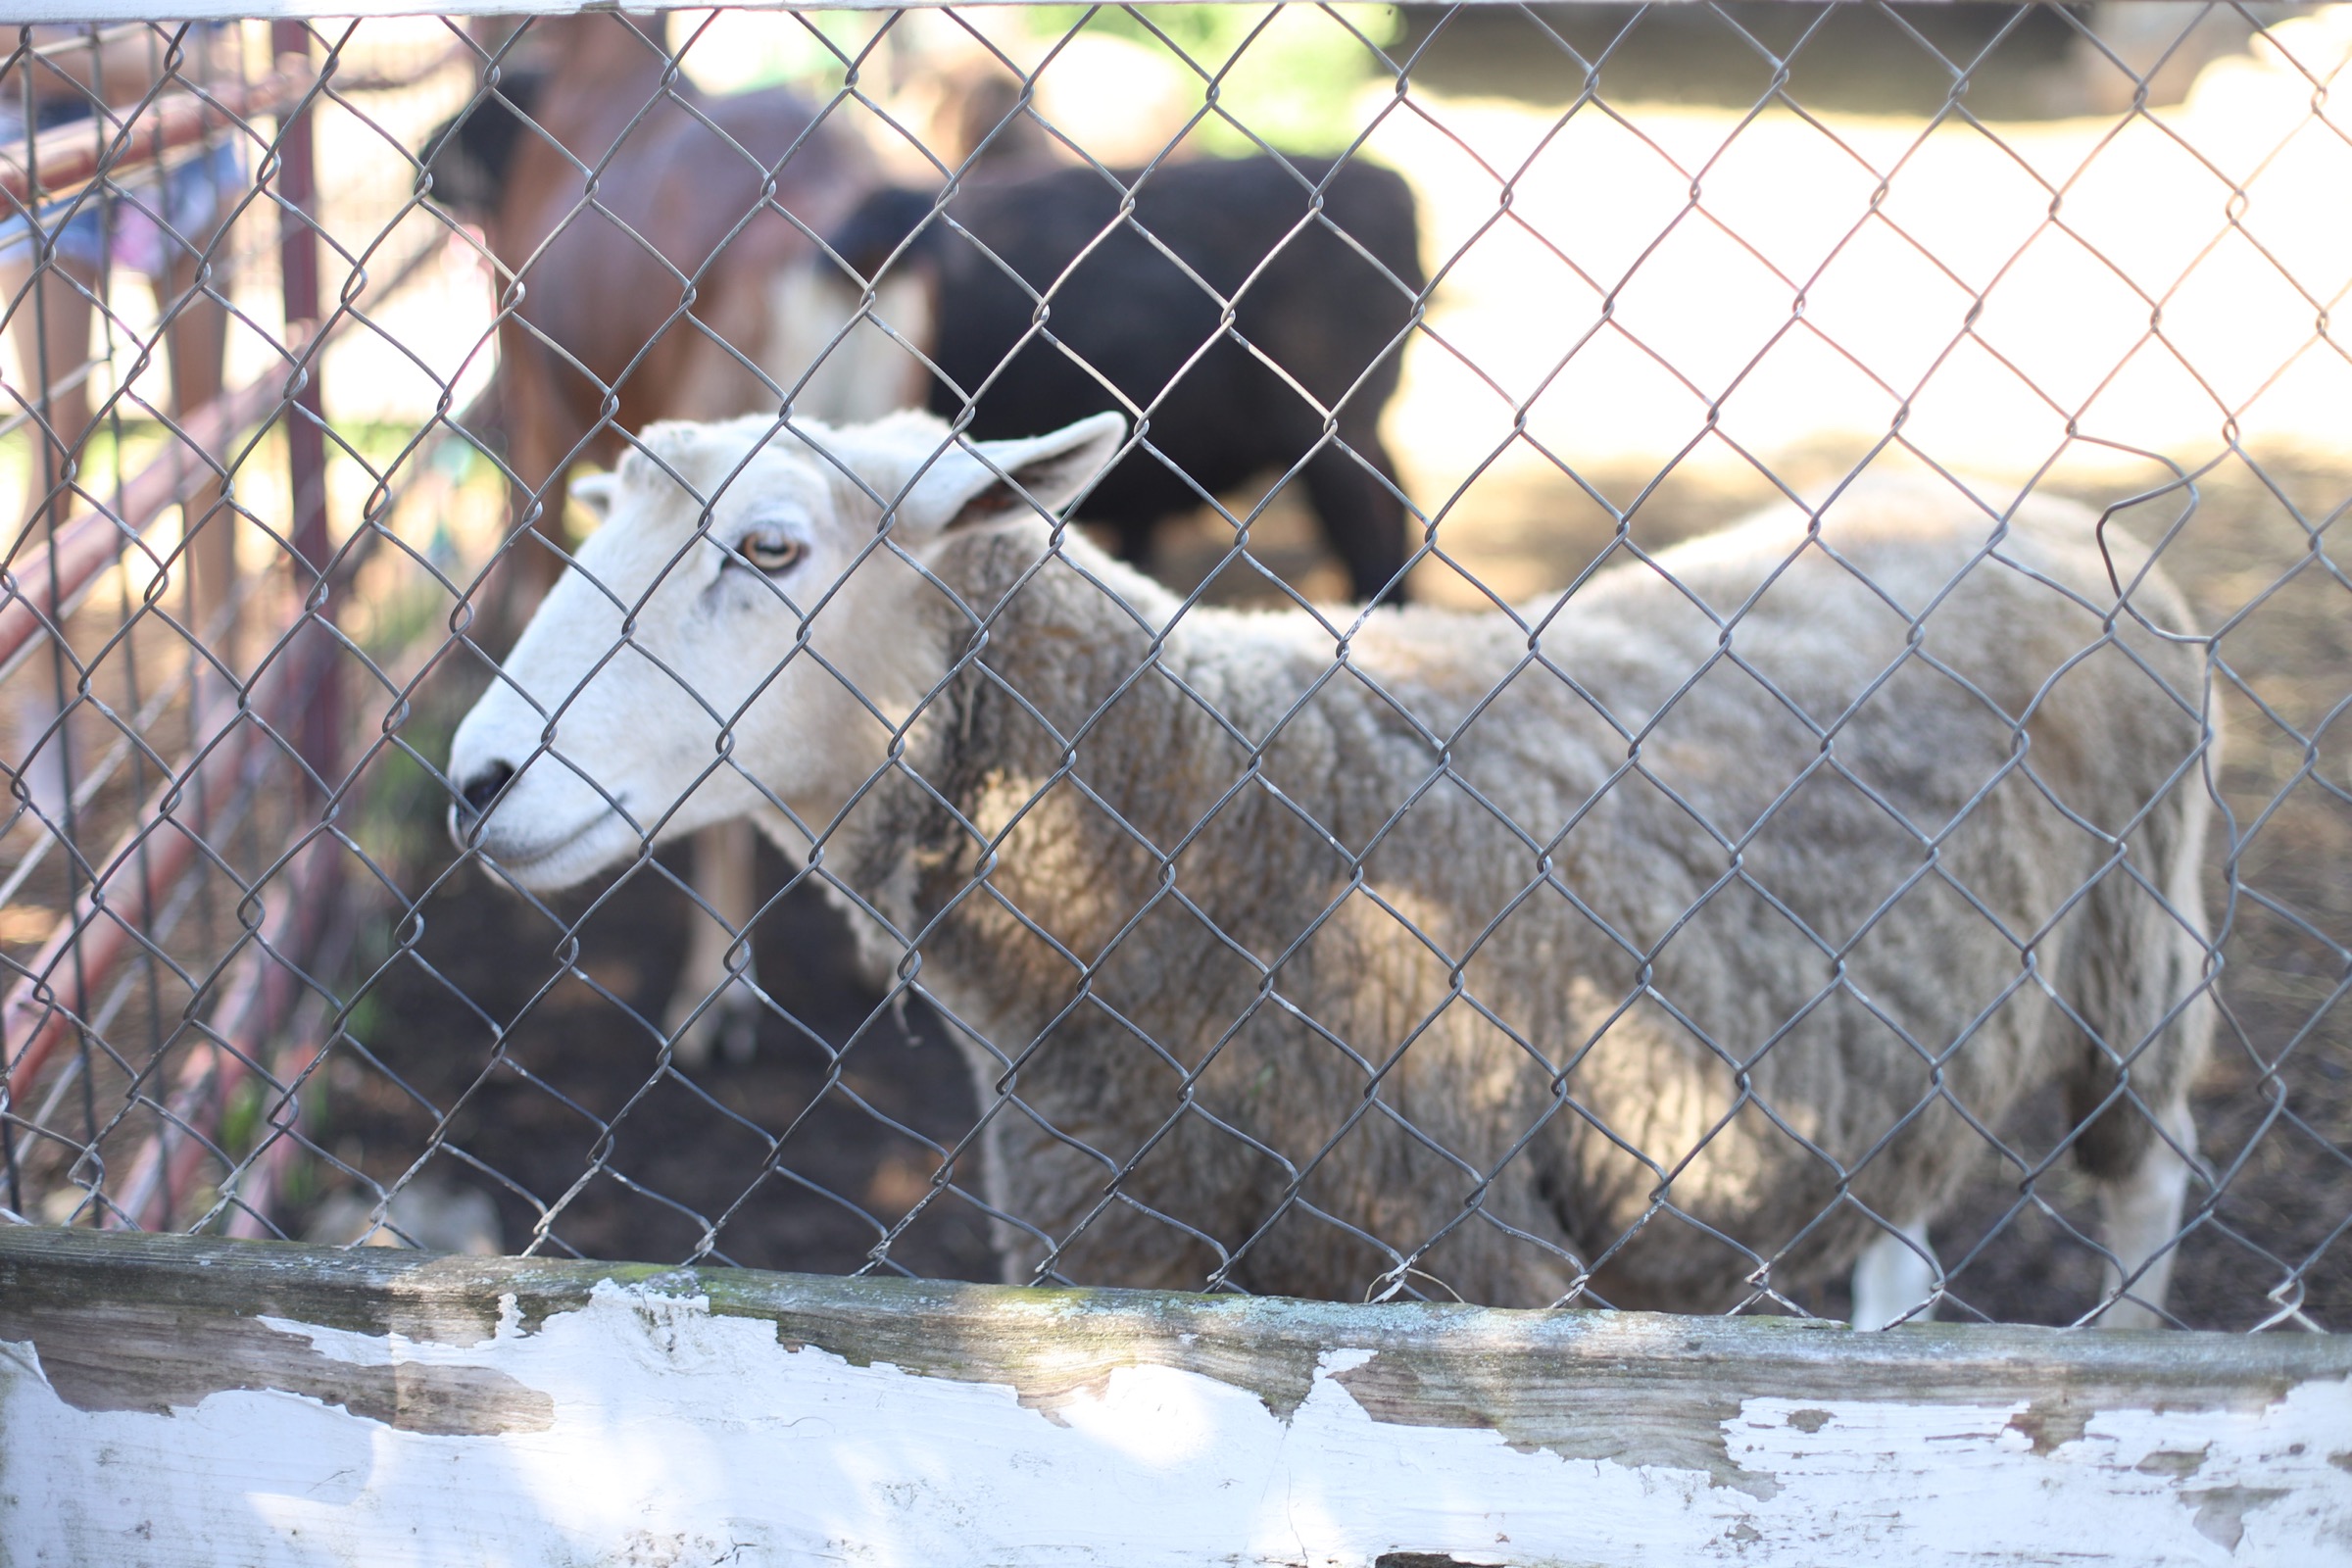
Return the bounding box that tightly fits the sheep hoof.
[1850,1219,1938,1331]
[666,1017,713,1071]
[718,997,761,1065]
[660,993,721,1071]
[665,982,762,1072]
[2089,1291,2166,1331]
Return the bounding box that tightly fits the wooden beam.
[2,1226,2348,1565]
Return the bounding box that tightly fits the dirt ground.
[316,820,997,1281]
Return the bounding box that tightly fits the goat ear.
[919,412,1128,533]
[571,471,619,525]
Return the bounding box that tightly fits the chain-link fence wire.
[0,2,2345,1333]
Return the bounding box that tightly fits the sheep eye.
[739,532,805,574]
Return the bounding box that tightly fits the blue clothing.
[2,98,242,272]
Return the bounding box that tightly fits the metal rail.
[0,71,310,207]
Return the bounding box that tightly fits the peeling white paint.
[5,1278,2350,1567]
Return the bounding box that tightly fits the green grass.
[665,5,1407,161]
[1020,4,1407,158]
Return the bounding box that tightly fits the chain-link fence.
[2,1,2345,1337]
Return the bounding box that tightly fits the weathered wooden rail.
[1,1225,2347,1566]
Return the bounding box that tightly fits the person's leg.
[5,250,100,532]
[159,244,231,639]
[1,245,98,823]
[146,140,238,646]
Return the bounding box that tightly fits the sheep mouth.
[452,808,637,891]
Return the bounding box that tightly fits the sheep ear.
[571,471,619,524]
[929,412,1128,532]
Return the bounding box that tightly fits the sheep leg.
[1301,429,1411,605]
[1849,1217,1937,1330]
[664,820,764,1068]
[2091,1093,2198,1329]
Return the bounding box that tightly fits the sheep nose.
[457,761,515,820]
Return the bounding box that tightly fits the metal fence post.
[269,18,335,792]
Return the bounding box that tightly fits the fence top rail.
[5,1225,2347,1421]
[10,1232,2352,1564]
[6,0,1759,23]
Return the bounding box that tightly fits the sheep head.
[446,408,1125,891]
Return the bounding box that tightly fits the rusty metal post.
[269,19,335,791]
[256,21,342,1200]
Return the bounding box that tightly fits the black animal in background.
[418,70,547,220]
[823,156,1426,604]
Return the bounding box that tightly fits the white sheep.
[447,410,2217,1329]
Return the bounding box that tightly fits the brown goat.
[467,12,876,596]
